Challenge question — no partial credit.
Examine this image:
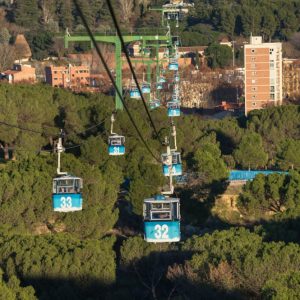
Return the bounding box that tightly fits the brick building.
[244,36,282,115]
[45,65,90,88]
[3,64,36,83]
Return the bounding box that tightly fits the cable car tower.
[150,0,194,26]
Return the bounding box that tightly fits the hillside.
[0,83,299,298]
[0,0,300,59]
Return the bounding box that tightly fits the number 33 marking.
[61,197,72,208]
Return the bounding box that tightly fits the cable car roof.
[109,134,125,138]
[144,197,179,203]
[53,175,82,181]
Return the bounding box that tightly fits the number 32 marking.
[154,224,169,239]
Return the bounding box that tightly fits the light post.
[232,40,236,68]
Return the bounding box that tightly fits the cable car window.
[151,211,171,220]
[57,179,74,187]
[151,202,171,210]
[109,137,122,146]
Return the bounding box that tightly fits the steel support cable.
[73,0,160,163]
[0,119,107,140]
[104,0,165,146]
[0,121,45,135]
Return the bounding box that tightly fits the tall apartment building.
[244,36,282,115]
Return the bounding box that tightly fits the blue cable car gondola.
[149,99,161,110]
[157,82,163,90]
[143,195,180,243]
[108,135,125,156]
[161,152,182,176]
[52,175,83,212]
[169,58,179,71]
[142,82,151,94]
[172,94,180,103]
[130,87,141,99]
[167,102,180,117]
[159,76,166,83]
[174,73,180,82]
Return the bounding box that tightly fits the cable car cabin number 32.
[143,195,180,243]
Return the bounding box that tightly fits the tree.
[193,137,228,184]
[26,30,54,60]
[0,28,10,44]
[238,171,300,215]
[234,131,268,169]
[262,271,300,299]
[118,0,134,24]
[0,44,15,72]
[277,139,300,170]
[205,44,232,69]
[13,0,40,28]
[219,8,236,37]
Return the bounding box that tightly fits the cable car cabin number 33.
[143,195,180,243]
[52,176,83,212]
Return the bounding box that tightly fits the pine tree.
[13,0,40,29]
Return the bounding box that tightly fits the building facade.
[45,65,90,88]
[244,36,282,115]
[3,64,36,83]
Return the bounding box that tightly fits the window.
[270,62,274,69]
[252,95,256,99]
[270,86,275,93]
[270,94,275,100]
[150,202,172,220]
[252,71,257,76]
[252,102,256,106]
[251,49,256,53]
[152,203,171,210]
[251,87,257,91]
[251,63,256,69]
[251,57,256,61]
[151,211,171,220]
[54,77,58,80]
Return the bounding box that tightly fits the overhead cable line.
[73,0,160,163]
[105,0,165,146]
[0,121,45,135]
[0,119,106,141]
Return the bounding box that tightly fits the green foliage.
[193,133,228,184]
[238,172,300,215]
[0,83,298,299]
[205,44,232,69]
[0,268,37,300]
[26,31,54,60]
[234,131,268,169]
[248,105,300,162]
[13,0,40,28]
[180,228,300,298]
[0,28,10,44]
[0,231,116,299]
[276,139,300,170]
[262,271,300,300]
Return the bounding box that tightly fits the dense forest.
[1,0,300,59]
[0,83,299,298]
